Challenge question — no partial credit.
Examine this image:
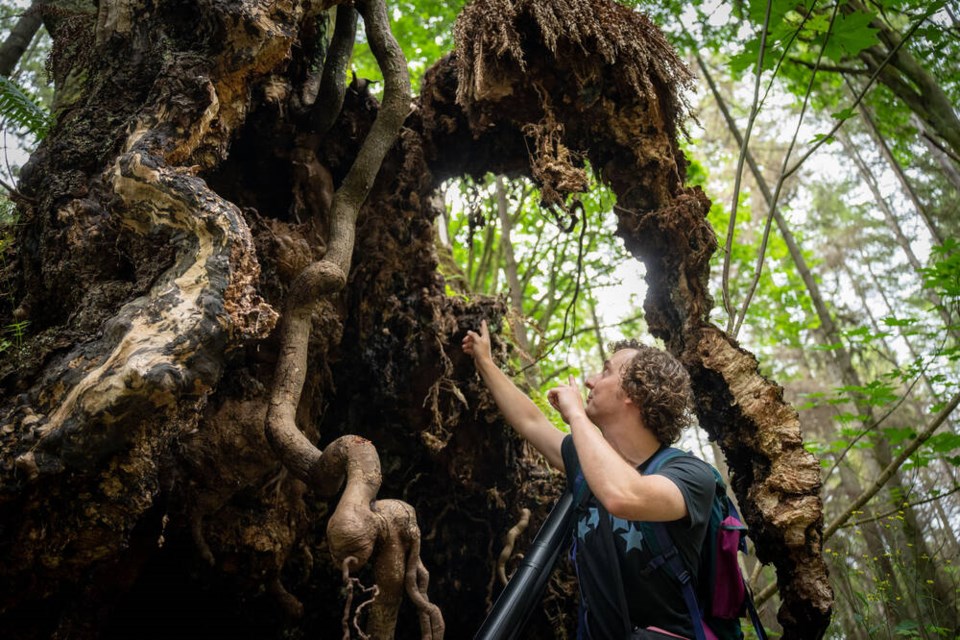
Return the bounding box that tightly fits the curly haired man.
[463,321,715,639]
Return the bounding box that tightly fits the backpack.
[572,447,767,640]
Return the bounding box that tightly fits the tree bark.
[0,0,832,637]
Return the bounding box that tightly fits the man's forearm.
[474,357,564,469]
[569,414,685,521]
[475,357,546,432]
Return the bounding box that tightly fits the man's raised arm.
[462,320,565,471]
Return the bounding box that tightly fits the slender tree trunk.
[851,90,943,246]
[0,1,42,76]
[849,0,960,163]
[848,260,960,570]
[587,292,607,364]
[495,175,538,385]
[838,131,957,334]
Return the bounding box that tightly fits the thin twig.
[781,6,939,182]
[821,347,935,484]
[823,390,960,541]
[787,57,871,74]
[720,0,774,328]
[732,0,842,338]
[522,206,588,370]
[921,131,960,165]
[840,485,960,528]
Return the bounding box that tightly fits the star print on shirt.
[578,507,601,539]
[577,510,645,553]
[613,517,645,554]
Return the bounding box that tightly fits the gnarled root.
[497,507,530,586]
[261,0,442,635]
[318,438,444,639]
[259,0,446,634]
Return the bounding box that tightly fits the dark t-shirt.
[561,435,715,640]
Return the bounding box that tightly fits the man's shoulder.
[656,449,714,472]
[654,450,717,488]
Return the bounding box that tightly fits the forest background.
[0,0,957,638]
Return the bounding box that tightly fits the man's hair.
[609,340,694,445]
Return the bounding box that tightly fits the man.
[462,320,715,639]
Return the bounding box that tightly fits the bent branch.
[262,1,444,636]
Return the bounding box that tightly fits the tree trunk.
[851,92,943,246]
[837,131,955,335]
[0,1,42,77]
[0,1,831,637]
[849,0,960,163]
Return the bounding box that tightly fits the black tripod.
[474,490,577,640]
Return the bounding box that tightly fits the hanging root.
[320,449,444,639]
[497,507,530,586]
[260,0,447,634]
[403,524,445,639]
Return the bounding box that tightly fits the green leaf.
[828,10,880,59]
[747,0,794,29]
[883,426,917,445]
[830,107,857,121]
[729,39,762,74]
[0,76,51,139]
[926,432,960,454]
[882,316,917,328]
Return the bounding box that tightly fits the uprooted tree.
[0,0,832,638]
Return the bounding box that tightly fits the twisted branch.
[262,1,444,636]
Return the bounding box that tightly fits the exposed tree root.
[262,0,444,636]
[497,507,531,586]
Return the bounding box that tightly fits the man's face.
[584,348,637,425]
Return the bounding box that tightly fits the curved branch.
[841,484,960,529]
[311,5,357,135]
[822,391,960,541]
[327,0,410,269]
[264,0,410,487]
[262,1,444,636]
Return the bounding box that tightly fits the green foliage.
[442,170,642,396]
[0,75,50,139]
[351,0,466,92]
[922,238,960,300]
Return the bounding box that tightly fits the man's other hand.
[548,375,585,424]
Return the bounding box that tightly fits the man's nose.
[585,375,596,389]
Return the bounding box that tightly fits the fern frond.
[0,76,51,139]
